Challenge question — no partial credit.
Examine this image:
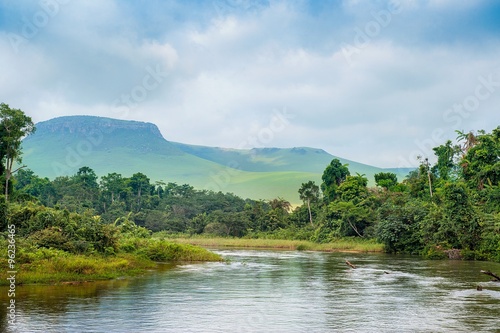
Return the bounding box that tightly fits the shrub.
[27,227,74,252]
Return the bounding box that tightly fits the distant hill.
[21,116,411,204]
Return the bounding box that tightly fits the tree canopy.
[0,103,36,201]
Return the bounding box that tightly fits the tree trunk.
[347,218,363,237]
[427,170,433,197]
[307,199,313,225]
[4,158,12,202]
[4,176,8,202]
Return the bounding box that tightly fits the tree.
[337,174,368,204]
[432,140,459,181]
[0,103,36,201]
[374,172,398,191]
[100,172,126,203]
[459,127,499,189]
[298,181,320,225]
[155,180,166,197]
[456,130,478,157]
[321,158,350,202]
[441,182,481,250]
[76,166,98,189]
[129,172,151,212]
[268,197,291,213]
[14,168,56,205]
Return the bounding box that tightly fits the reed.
[167,236,384,253]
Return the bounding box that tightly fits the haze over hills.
[21,116,412,203]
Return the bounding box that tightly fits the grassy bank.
[0,239,223,286]
[165,235,384,253]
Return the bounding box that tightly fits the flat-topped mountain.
[21,116,410,203]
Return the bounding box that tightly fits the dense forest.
[1,104,499,263]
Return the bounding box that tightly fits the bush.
[203,222,229,237]
[27,227,74,252]
[422,246,447,260]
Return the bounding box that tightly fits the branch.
[12,165,27,174]
[346,218,364,238]
[345,260,356,269]
[481,270,500,282]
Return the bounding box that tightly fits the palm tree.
[455,130,478,156]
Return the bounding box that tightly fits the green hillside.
[21,116,411,204]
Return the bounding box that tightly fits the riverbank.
[0,236,382,286]
[0,239,223,286]
[165,236,385,253]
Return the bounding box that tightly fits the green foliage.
[319,201,372,239]
[422,246,447,260]
[442,182,481,250]
[376,198,427,253]
[132,238,223,262]
[321,159,350,202]
[0,103,36,201]
[374,172,398,190]
[247,225,315,241]
[459,127,499,189]
[432,140,459,181]
[336,174,368,204]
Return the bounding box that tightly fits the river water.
[1,249,500,332]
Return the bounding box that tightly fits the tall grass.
[0,251,155,285]
[118,237,224,261]
[0,239,223,285]
[167,236,384,253]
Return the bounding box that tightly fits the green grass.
[0,252,154,285]
[118,237,224,262]
[0,239,223,285]
[167,236,384,253]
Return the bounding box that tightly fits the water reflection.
[1,251,499,332]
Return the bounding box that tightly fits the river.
[1,249,500,332]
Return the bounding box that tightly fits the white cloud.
[1,0,499,167]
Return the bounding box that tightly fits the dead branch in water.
[345,260,356,269]
[480,270,500,282]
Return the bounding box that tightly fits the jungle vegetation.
[1,105,499,279]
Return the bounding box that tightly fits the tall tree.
[374,172,398,191]
[0,103,36,201]
[100,172,126,203]
[337,174,368,204]
[321,158,350,202]
[459,127,500,189]
[129,172,151,211]
[298,180,320,225]
[432,140,459,181]
[73,166,99,204]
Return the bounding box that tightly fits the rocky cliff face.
[33,115,164,139]
[23,115,180,156]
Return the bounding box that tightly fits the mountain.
[21,116,411,204]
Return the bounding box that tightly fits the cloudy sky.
[1,0,499,168]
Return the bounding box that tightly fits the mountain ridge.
[21,115,411,203]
